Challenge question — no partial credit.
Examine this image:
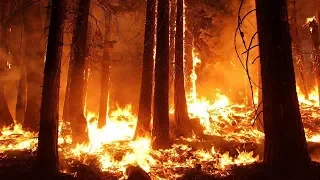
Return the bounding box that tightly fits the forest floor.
[1,150,320,180]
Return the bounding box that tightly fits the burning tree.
[98,12,112,128]
[36,0,66,176]
[68,0,91,143]
[255,0,311,171]
[134,0,156,139]
[152,0,171,149]
[174,0,191,137]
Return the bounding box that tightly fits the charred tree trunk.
[134,0,156,139]
[255,0,311,171]
[174,0,191,137]
[36,0,65,176]
[0,0,14,127]
[16,63,27,124]
[169,0,176,105]
[69,0,90,143]
[83,22,92,115]
[98,14,112,128]
[63,58,73,121]
[22,0,46,131]
[184,9,193,94]
[310,20,320,105]
[152,0,171,149]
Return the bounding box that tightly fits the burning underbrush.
[1,88,320,179]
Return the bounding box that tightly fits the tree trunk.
[152,0,171,149]
[0,0,14,127]
[63,57,73,121]
[174,0,191,137]
[83,22,92,116]
[184,9,193,94]
[134,0,156,139]
[16,62,27,124]
[22,0,46,131]
[309,20,320,105]
[169,0,176,106]
[98,13,112,128]
[36,0,65,176]
[255,0,311,171]
[69,0,90,143]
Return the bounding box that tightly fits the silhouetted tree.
[0,0,14,127]
[98,13,112,128]
[174,0,191,137]
[22,0,46,131]
[169,0,176,103]
[16,63,27,124]
[152,0,171,149]
[68,0,90,143]
[255,0,311,171]
[36,0,66,176]
[134,0,156,139]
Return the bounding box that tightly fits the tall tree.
[16,63,27,124]
[174,0,191,137]
[134,0,156,139]
[184,3,193,94]
[68,0,90,143]
[152,0,171,149]
[255,0,311,171]
[36,0,65,176]
[98,13,112,128]
[0,0,14,127]
[22,0,46,131]
[169,0,176,105]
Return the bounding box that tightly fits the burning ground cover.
[1,91,320,179]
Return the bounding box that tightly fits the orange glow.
[1,54,320,178]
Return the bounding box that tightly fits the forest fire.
[1,80,320,179]
[2,0,320,179]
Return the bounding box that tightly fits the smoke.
[192,0,259,103]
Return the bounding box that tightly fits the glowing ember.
[1,55,320,179]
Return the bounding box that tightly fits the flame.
[1,53,320,178]
[306,16,317,24]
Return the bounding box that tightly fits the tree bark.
[134,0,156,139]
[63,57,73,121]
[152,0,171,149]
[169,0,176,105]
[16,62,27,124]
[255,0,311,171]
[98,13,112,128]
[22,0,46,131]
[184,8,193,94]
[69,0,90,143]
[174,0,191,137]
[0,0,14,127]
[36,0,65,176]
